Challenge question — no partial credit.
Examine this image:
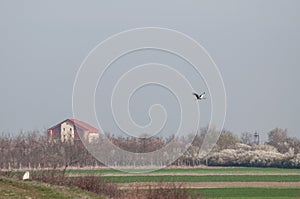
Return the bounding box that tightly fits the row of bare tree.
[0,132,98,170]
[0,128,299,169]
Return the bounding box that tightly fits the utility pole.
[254,131,260,144]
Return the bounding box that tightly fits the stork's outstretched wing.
[192,93,199,99]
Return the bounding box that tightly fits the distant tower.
[254,131,260,144]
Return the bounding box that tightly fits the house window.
[63,128,65,131]
[70,128,72,131]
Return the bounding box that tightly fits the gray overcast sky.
[0,0,299,140]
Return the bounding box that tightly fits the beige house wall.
[60,121,75,142]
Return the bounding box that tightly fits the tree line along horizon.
[0,127,299,169]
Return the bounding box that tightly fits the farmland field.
[189,187,300,199]
[67,167,300,198]
[99,175,300,183]
[1,167,299,198]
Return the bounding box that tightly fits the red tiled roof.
[48,118,99,134]
[68,119,99,133]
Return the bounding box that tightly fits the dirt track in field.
[117,181,300,189]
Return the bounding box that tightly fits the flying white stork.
[193,92,206,100]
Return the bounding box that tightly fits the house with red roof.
[48,118,99,143]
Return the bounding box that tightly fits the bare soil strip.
[117,182,300,190]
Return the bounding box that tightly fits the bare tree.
[240,132,253,145]
[216,130,239,150]
[268,128,289,153]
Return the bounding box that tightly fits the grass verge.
[0,177,102,199]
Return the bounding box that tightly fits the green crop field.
[99,175,300,183]
[189,187,300,199]
[66,167,299,198]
